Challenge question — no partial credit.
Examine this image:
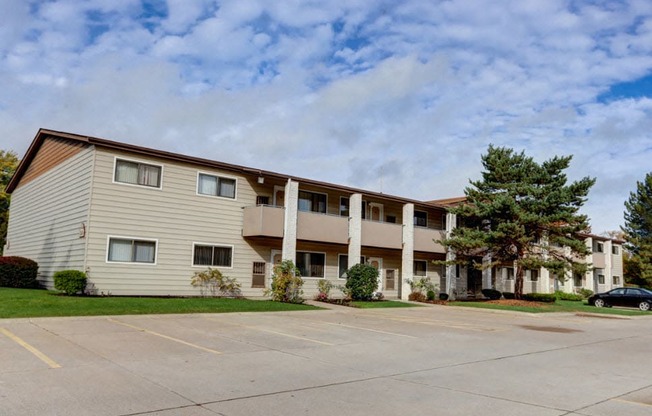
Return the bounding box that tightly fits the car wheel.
[593,298,605,308]
[639,301,650,311]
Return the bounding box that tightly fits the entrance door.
[369,203,383,222]
[273,186,285,208]
[368,257,383,291]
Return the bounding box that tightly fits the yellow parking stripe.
[107,318,222,355]
[0,327,61,369]
[613,398,652,408]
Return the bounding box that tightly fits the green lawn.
[448,299,650,316]
[0,287,321,319]
[350,300,420,309]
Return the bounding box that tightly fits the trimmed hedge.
[481,288,502,300]
[0,256,39,288]
[522,293,557,303]
[426,290,436,301]
[53,270,87,295]
[555,291,583,301]
[502,292,515,299]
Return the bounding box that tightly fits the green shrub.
[578,288,594,299]
[0,256,39,288]
[53,270,87,295]
[502,292,515,299]
[267,260,304,303]
[439,292,449,301]
[345,263,379,301]
[426,290,436,301]
[555,290,583,301]
[481,288,502,300]
[315,279,333,301]
[522,293,556,303]
[191,268,241,297]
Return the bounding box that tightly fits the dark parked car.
[588,288,652,311]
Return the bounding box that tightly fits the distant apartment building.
[4,129,623,299]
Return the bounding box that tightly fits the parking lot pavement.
[1,305,651,416]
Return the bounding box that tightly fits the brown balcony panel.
[243,206,284,238]
[592,253,606,268]
[361,221,402,249]
[297,211,348,244]
[414,227,446,253]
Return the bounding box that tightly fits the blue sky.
[1,0,652,233]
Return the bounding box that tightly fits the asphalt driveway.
[1,303,651,416]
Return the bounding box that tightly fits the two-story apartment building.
[4,129,453,299]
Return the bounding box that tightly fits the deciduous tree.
[441,145,595,298]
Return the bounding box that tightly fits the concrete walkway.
[1,305,651,415]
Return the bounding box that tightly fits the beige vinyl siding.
[85,149,273,296]
[5,146,93,287]
[611,245,623,284]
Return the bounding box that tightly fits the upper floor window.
[114,159,161,188]
[298,191,326,213]
[612,245,620,255]
[595,242,604,253]
[340,197,349,217]
[414,211,428,227]
[193,244,233,267]
[107,237,157,264]
[198,173,236,199]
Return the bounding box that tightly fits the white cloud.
[0,0,651,233]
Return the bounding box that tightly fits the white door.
[368,257,383,291]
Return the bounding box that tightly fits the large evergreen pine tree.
[442,145,595,298]
[622,172,652,287]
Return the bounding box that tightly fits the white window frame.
[298,190,328,214]
[106,235,158,265]
[595,242,604,253]
[612,245,620,255]
[191,242,235,268]
[112,157,163,190]
[196,171,238,200]
[414,210,428,227]
[413,260,428,277]
[337,254,366,279]
[296,250,327,279]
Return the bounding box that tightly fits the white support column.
[400,203,415,300]
[282,179,299,262]
[445,212,457,300]
[348,193,362,269]
[482,255,492,289]
[604,240,613,290]
[584,237,594,293]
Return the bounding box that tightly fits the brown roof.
[7,128,450,210]
[427,196,467,207]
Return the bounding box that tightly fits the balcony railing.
[297,211,348,244]
[242,205,284,238]
[414,227,446,253]
[361,220,402,249]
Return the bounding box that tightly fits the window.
[361,201,367,219]
[613,275,620,285]
[338,254,365,278]
[612,245,620,255]
[193,244,233,267]
[414,260,427,276]
[340,197,349,217]
[107,237,156,264]
[256,195,270,205]
[528,270,539,281]
[595,242,604,253]
[114,159,161,188]
[297,251,325,278]
[597,274,605,284]
[197,173,236,199]
[505,267,514,280]
[386,215,396,223]
[573,273,582,287]
[298,191,326,213]
[414,211,428,227]
[441,214,447,230]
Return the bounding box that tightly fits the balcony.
[242,205,284,238]
[361,220,402,249]
[297,211,348,244]
[414,227,446,253]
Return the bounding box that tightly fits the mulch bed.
[484,299,550,308]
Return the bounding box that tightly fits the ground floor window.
[414,260,427,276]
[598,274,605,284]
[528,269,539,281]
[193,244,233,267]
[504,267,514,280]
[107,237,157,264]
[338,255,365,278]
[297,251,326,278]
[613,275,620,285]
